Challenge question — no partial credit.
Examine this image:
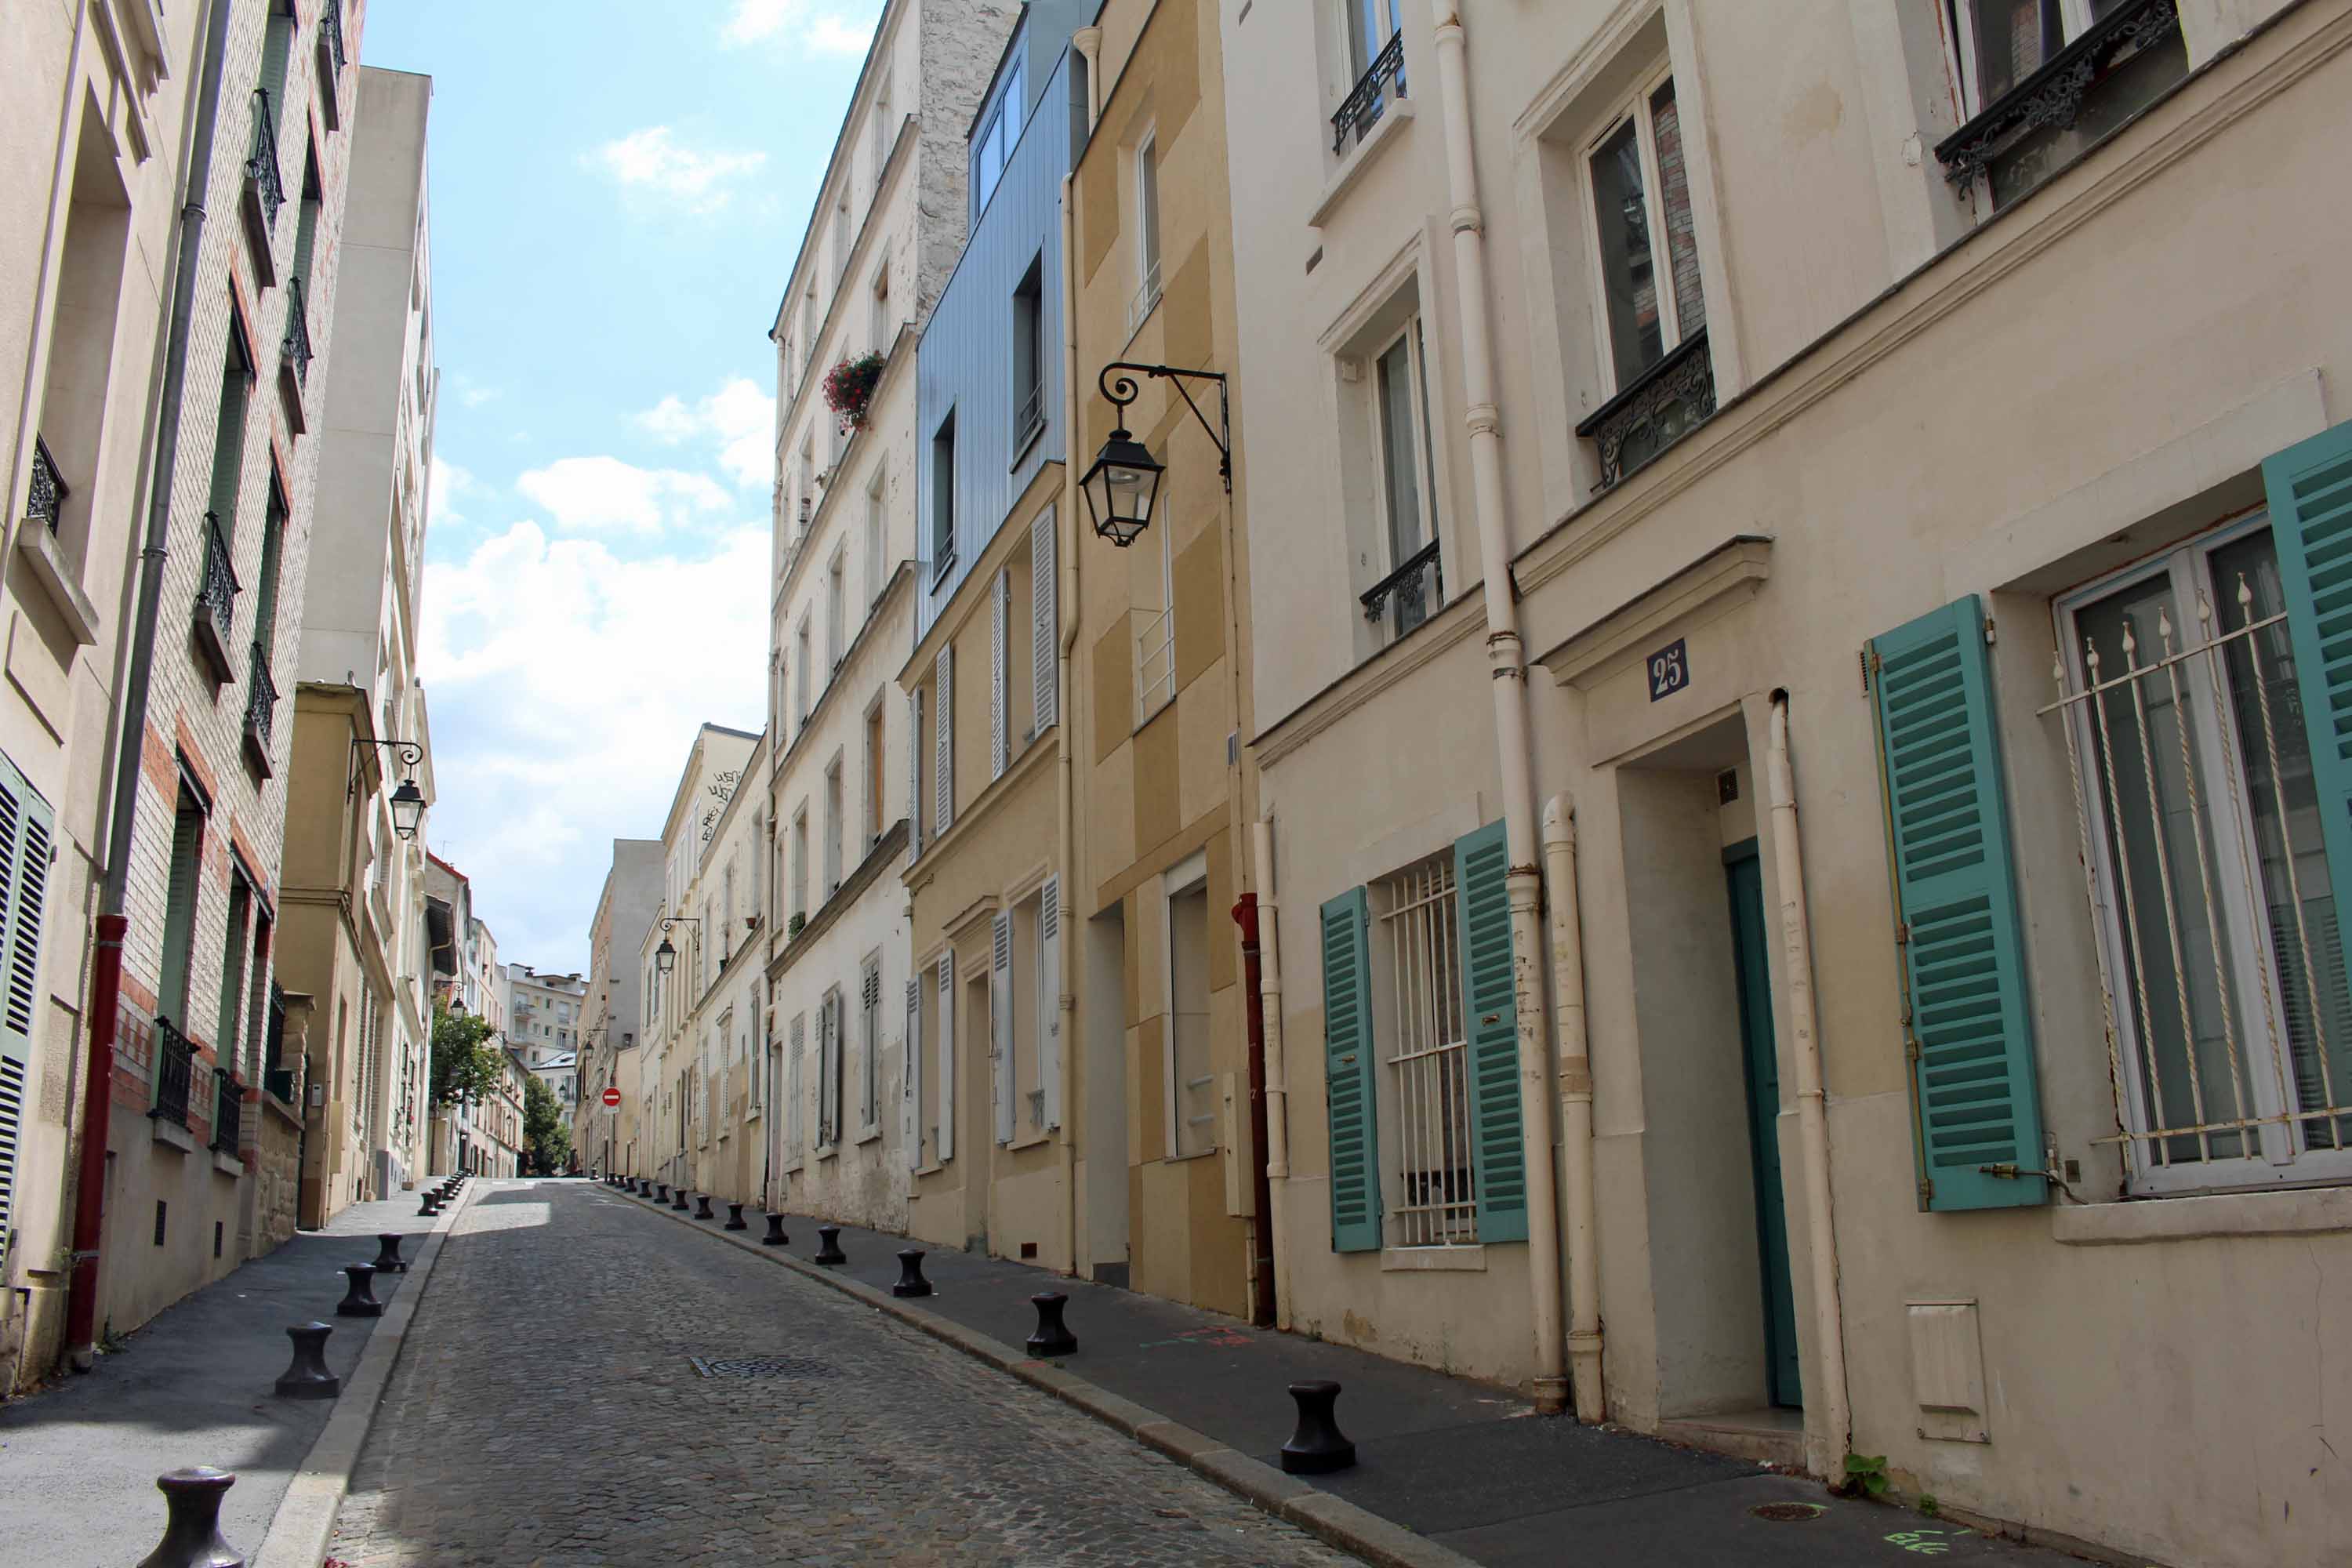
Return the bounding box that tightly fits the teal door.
[1726,841,1802,1409]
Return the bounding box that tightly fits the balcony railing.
[1127,259,1163,336]
[282,276,313,391]
[1331,32,1407,154]
[193,510,239,680]
[320,0,347,71]
[152,1017,194,1130]
[245,89,285,231]
[1574,328,1716,491]
[1360,537,1443,637]
[27,435,65,535]
[1014,383,1045,453]
[211,1068,242,1154]
[244,640,278,770]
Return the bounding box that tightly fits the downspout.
[1541,797,1604,1421]
[1057,168,1083,1277]
[1766,693,1851,1472]
[1428,0,1566,1414]
[1231,893,1275,1325]
[64,0,234,1370]
[1250,818,1293,1332]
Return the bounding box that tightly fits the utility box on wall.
[1907,1299,1991,1443]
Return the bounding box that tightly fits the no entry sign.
[601,1086,622,1109]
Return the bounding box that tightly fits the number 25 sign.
[1647,637,1689,702]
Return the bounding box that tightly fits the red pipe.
[64,915,127,1365]
[1232,893,1276,1328]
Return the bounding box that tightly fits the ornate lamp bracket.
[1098,361,1232,492]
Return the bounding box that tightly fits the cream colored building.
[1221,2,2352,1565]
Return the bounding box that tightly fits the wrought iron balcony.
[27,434,65,535]
[243,640,278,774]
[320,0,347,71]
[245,89,284,229]
[1360,538,1443,637]
[192,510,240,681]
[282,276,313,391]
[211,1067,243,1154]
[1014,384,1045,454]
[152,1017,194,1129]
[1574,328,1716,491]
[1331,32,1406,154]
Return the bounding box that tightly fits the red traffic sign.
[601,1087,622,1109]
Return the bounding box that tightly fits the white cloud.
[720,0,877,56]
[419,521,768,967]
[428,456,472,530]
[515,456,732,535]
[586,126,766,214]
[633,377,775,489]
[808,14,874,56]
[459,386,501,409]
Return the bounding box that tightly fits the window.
[827,548,847,670]
[0,755,56,1225]
[818,987,843,1148]
[1334,0,1406,151]
[869,249,893,354]
[216,873,254,1076]
[206,309,255,532]
[859,956,882,1131]
[786,1013,804,1161]
[1367,321,1443,638]
[1940,0,2187,208]
[1165,872,1214,1158]
[795,615,813,724]
[158,784,205,1031]
[972,56,1025,218]
[833,188,851,290]
[791,810,808,923]
[930,412,956,581]
[866,467,887,608]
[1134,492,1176,716]
[1130,134,1162,332]
[864,699,886,851]
[870,71,895,186]
[823,757,843,897]
[1012,255,1045,453]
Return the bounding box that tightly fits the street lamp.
[652,915,701,977]
[348,736,429,840]
[1080,362,1230,549]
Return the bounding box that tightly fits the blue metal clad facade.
[916,45,1083,642]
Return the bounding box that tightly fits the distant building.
[575,839,661,1175]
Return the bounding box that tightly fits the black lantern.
[388,777,426,840]
[652,914,699,977]
[1083,362,1230,549]
[1080,426,1165,549]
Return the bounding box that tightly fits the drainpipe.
[1231,893,1276,1326]
[63,0,234,1371]
[1765,693,1851,1471]
[1250,818,1293,1331]
[1427,0,1566,1415]
[1541,797,1604,1421]
[1056,171,1083,1277]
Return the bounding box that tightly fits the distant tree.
[430,1005,503,1108]
[523,1073,572,1174]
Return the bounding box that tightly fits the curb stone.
[253,1178,483,1568]
[615,1186,1481,1568]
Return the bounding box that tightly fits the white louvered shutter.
[1032,508,1057,732]
[991,909,1014,1144]
[902,977,922,1170]
[816,999,834,1145]
[0,759,49,1264]
[934,646,953,835]
[789,1013,805,1153]
[935,950,955,1161]
[990,570,1009,779]
[1038,876,1062,1129]
[907,688,923,862]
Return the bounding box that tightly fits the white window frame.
[1577,61,1694,401]
[1135,495,1176,717]
[2055,511,2352,1196]
[1944,0,2104,117]
[1162,851,1214,1160]
[823,754,844,898]
[827,546,848,673]
[865,467,887,611]
[1130,130,1163,334]
[791,807,809,922]
[1367,315,1441,637]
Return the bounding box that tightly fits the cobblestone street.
[328,1181,1363,1566]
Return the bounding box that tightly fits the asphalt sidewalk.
[0,1186,452,1568]
[620,1185,2091,1568]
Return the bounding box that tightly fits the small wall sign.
[1647,637,1690,702]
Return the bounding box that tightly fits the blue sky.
[358,1,880,971]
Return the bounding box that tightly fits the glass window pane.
[1352,0,1399,73]
[1970,0,2061,103]
[2212,529,2352,1150]
[1588,118,1662,390]
[1647,80,1705,343]
[1138,142,1160,274]
[2078,572,2252,1161]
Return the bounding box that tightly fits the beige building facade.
[1221,2,2352,1565]
[575,837,659,1175]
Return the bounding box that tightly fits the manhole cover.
[688,1356,832,1380]
[1750,1502,1827,1523]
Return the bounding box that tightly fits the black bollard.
[136,1467,245,1568]
[1026,1291,1077,1357]
[335,1263,383,1319]
[417,1196,441,1218]
[273,1323,339,1399]
[655,1184,669,1202]
[762,1213,789,1247]
[814,1224,847,1265]
[892,1249,933,1298]
[724,1202,746,1231]
[695,1194,714,1220]
[372,1233,408,1274]
[1279,1381,1357,1474]
[670,1187,690,1211]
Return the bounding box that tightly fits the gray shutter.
[902,977,922,1170]
[935,647,954,834]
[1032,508,1057,732]
[992,909,1014,1144]
[907,688,923,861]
[0,757,51,1271]
[1039,876,1062,1127]
[991,570,1009,778]
[935,950,955,1161]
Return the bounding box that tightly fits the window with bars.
[1376,855,1475,1245]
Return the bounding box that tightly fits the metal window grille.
[1378,856,1475,1244]
[1332,31,1408,154]
[2045,532,2352,1189]
[152,1017,195,1130]
[1137,603,1175,714]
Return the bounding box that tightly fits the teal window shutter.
[1454,820,1526,1242]
[2264,421,2352,952]
[1870,594,2046,1210]
[1321,887,1381,1252]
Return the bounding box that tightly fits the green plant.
[1918,1494,1940,1517]
[1842,1452,1892,1497]
[788,911,807,939]
[522,1072,572,1174]
[428,1005,503,1107]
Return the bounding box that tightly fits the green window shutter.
[2265,420,2352,938]
[259,11,295,105]
[1870,595,2045,1210]
[1454,819,1526,1242]
[1320,887,1381,1252]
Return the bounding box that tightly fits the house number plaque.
[1647,637,1689,702]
